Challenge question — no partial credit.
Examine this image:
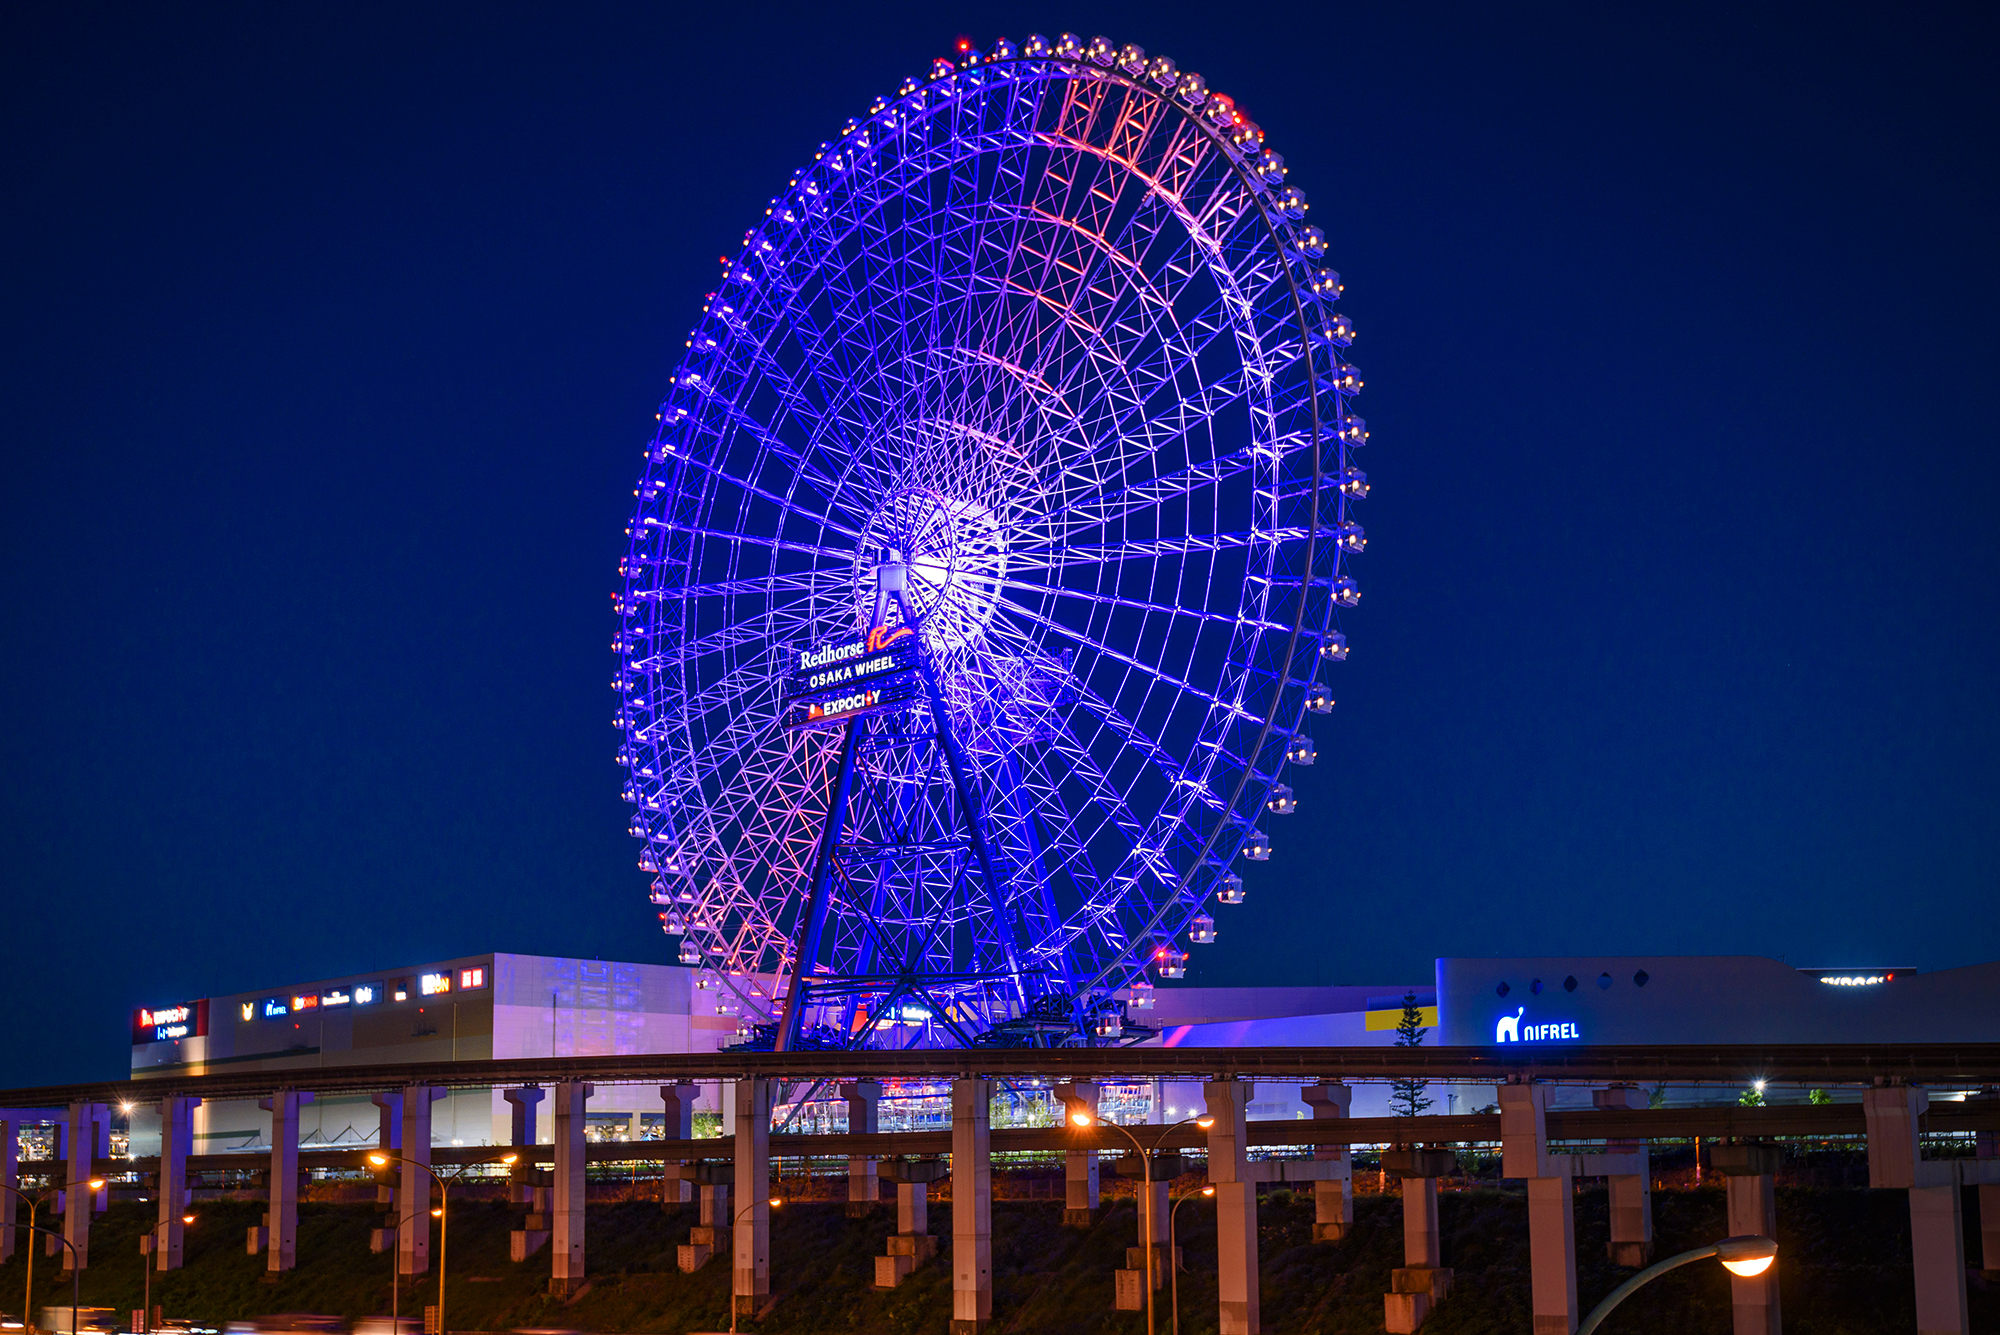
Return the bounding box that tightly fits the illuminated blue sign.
[1494,1007,1581,1043]
[261,998,288,1019]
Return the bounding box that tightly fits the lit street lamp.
[138,1213,197,1333]
[1576,1234,1777,1335]
[1167,1183,1214,1335]
[1070,1112,1213,1335]
[0,1178,104,1335]
[367,1151,517,1335]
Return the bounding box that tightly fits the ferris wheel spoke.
[638,517,855,564]
[1009,527,1323,569]
[985,597,1257,724]
[988,573,1289,634]
[664,444,868,545]
[631,568,846,606]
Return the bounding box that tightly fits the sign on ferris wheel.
[781,625,923,730]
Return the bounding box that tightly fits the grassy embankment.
[0,1186,1990,1333]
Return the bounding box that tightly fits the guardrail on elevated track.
[12,1098,1998,1179]
[6,1042,2000,1109]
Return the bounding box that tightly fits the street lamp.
[727,1192,785,1335]
[1167,1183,1214,1335]
[0,1178,104,1335]
[1070,1113,1213,1335]
[12,1225,85,1335]
[1576,1235,1777,1335]
[367,1151,517,1335]
[138,1214,197,1333]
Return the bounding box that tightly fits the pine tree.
[1389,991,1433,1117]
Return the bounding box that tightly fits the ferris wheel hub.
[855,486,1009,651]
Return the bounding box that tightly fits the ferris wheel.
[613,33,1367,1048]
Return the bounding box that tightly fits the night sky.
[4,2,1995,1085]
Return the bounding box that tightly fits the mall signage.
[132,999,208,1045]
[783,626,921,730]
[1493,1006,1582,1043]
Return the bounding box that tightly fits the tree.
[1808,1088,1831,1105]
[1389,991,1433,1118]
[1737,1087,1766,1107]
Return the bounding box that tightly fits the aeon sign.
[1494,1006,1582,1043]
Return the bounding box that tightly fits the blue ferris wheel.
[613,33,1367,1050]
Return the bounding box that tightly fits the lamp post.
[1166,1183,1214,1335]
[1576,1235,1776,1335]
[1071,1113,1213,1335]
[0,1177,104,1335]
[367,1151,518,1335]
[138,1213,196,1333]
[14,1225,82,1335]
[727,1191,784,1335]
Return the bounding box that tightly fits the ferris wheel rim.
[618,38,1356,1030]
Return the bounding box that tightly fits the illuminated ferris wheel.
[613,33,1367,1048]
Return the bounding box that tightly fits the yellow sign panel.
[1364,1006,1438,1032]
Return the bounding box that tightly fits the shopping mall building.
[126,951,2000,1151]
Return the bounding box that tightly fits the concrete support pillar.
[951,1078,993,1334]
[1501,1082,1575,1335]
[660,1084,697,1204]
[1525,1177,1577,1335]
[876,1159,944,1288]
[550,1080,591,1295]
[679,1180,729,1273]
[0,1117,15,1263]
[259,1090,313,1273]
[1975,1091,1999,1277]
[1204,1079,1259,1335]
[898,1179,929,1235]
[1053,1081,1100,1225]
[839,1081,881,1215]
[153,1096,198,1272]
[1404,1175,1441,1267]
[61,1102,108,1271]
[504,1086,544,1206]
[371,1090,403,1151]
[1865,1084,1966,1334]
[733,1077,772,1317]
[505,1086,544,1145]
[397,1086,446,1276]
[1301,1082,1353,1241]
[1594,1085,1653,1267]
[1863,1084,1924,1189]
[1720,1152,1782,1335]
[1910,1182,1967,1335]
[1382,1148,1457,1333]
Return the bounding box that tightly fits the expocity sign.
[132,999,208,1045]
[783,626,922,730]
[1493,1006,1582,1043]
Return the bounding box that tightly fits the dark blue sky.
[4,2,1995,1084]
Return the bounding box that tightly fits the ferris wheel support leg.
[775,718,862,1052]
[891,589,1031,1010]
